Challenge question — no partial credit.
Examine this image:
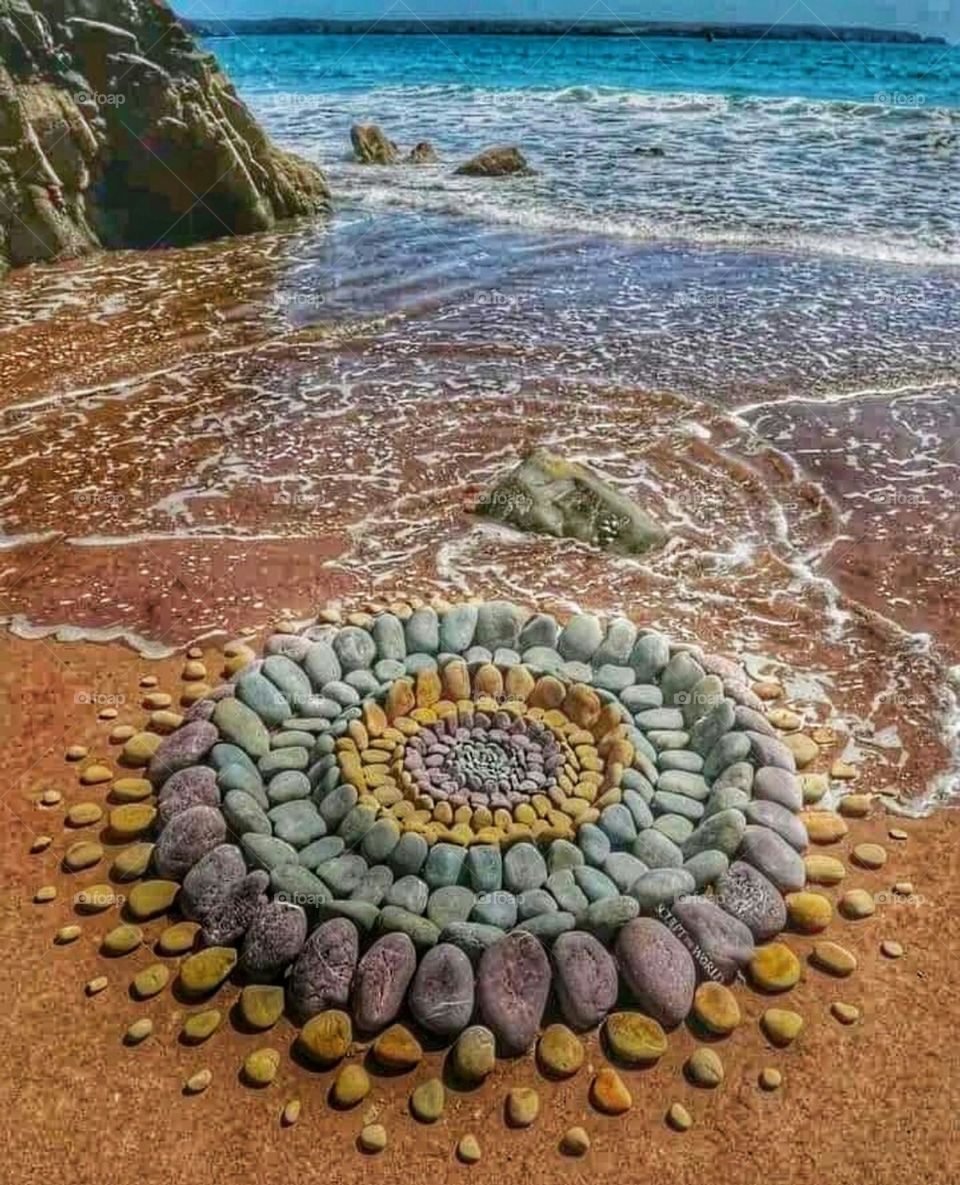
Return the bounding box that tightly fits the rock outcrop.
[473,446,668,555]
[0,0,329,273]
[455,146,530,177]
[350,122,399,164]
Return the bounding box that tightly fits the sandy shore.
[0,631,957,1185]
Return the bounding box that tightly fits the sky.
[175,1,959,40]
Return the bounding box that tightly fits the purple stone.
[352,933,418,1032]
[409,943,475,1038]
[715,861,787,941]
[154,804,226,879]
[157,766,219,825]
[551,930,618,1030]
[477,931,551,1055]
[240,900,308,980]
[288,918,359,1020]
[148,720,219,784]
[670,898,755,983]
[615,917,696,1028]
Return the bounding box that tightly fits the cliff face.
[0,0,330,272]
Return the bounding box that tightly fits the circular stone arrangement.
[146,600,812,1048]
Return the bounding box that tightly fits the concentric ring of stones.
[148,600,810,1048]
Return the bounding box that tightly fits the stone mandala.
[144,599,811,1051]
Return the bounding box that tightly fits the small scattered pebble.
[888,828,908,841]
[359,1124,387,1154]
[133,963,169,999]
[40,789,62,806]
[881,940,904,959]
[34,885,57,903]
[86,975,108,996]
[852,842,887,870]
[80,764,113,785]
[758,1067,782,1091]
[332,1064,370,1108]
[831,1002,860,1025]
[667,1102,693,1132]
[74,883,116,913]
[693,981,741,1034]
[457,1134,481,1164]
[101,924,143,955]
[560,1126,591,1156]
[158,921,200,956]
[65,745,88,761]
[109,725,137,743]
[30,835,52,853]
[66,802,103,827]
[590,1067,632,1115]
[536,1023,584,1078]
[761,1008,804,1047]
[98,707,118,720]
[185,1069,212,1095]
[839,889,876,920]
[685,1048,724,1088]
[281,1099,301,1127]
[182,1009,221,1043]
[893,881,914,896]
[410,1078,445,1123]
[64,840,104,871]
[125,1018,154,1045]
[811,940,858,977]
[505,1086,540,1128]
[749,942,802,992]
[243,1048,281,1087]
[54,924,81,944]
[140,675,159,689]
[785,891,833,933]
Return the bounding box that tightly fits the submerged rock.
[350,123,399,164]
[474,447,667,555]
[455,145,530,176]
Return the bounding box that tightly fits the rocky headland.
[0,0,329,274]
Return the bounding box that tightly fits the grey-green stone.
[427,885,476,928]
[213,699,270,758]
[466,845,502,893]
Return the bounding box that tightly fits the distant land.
[181,17,946,44]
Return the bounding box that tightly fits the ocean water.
[1,33,958,807]
[213,32,960,264]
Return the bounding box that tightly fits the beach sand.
[0,630,957,1185]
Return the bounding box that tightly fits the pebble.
[692,982,741,1035]
[762,1008,804,1046]
[603,1011,667,1066]
[537,1024,584,1078]
[182,1010,221,1043]
[803,854,846,885]
[457,1134,481,1165]
[804,812,848,844]
[332,1064,370,1107]
[133,964,170,999]
[55,925,81,944]
[358,1124,387,1154]
[839,889,876,920]
[811,941,858,977]
[67,802,103,827]
[281,1099,301,1127]
[552,930,619,1031]
[889,827,908,841]
[451,1024,496,1083]
[749,942,802,992]
[185,1069,213,1095]
[299,1010,352,1065]
[410,1077,445,1122]
[109,725,138,744]
[65,744,89,761]
[80,764,113,785]
[477,930,551,1054]
[590,1067,632,1115]
[758,1067,782,1091]
[86,976,108,995]
[615,917,696,1028]
[667,1102,693,1132]
[686,1047,723,1087]
[241,984,285,1030]
[244,1048,281,1087]
[373,1023,422,1071]
[831,1002,860,1024]
[852,842,887,870]
[34,885,57,903]
[112,843,154,880]
[506,1087,540,1127]
[785,891,833,933]
[158,921,200,955]
[127,879,180,920]
[108,803,157,840]
[110,777,152,801]
[64,840,104,871]
[881,940,904,959]
[180,946,238,995]
[40,789,62,805]
[409,942,474,1038]
[30,835,52,853]
[839,794,872,818]
[560,1127,590,1156]
[101,924,143,955]
[894,881,914,895]
[125,1018,154,1045]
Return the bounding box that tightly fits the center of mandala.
[403,712,562,808]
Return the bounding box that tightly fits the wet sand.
[0,633,957,1185]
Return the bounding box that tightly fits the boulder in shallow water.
[474,447,667,555]
[455,145,530,176]
[350,123,399,164]
[409,141,438,163]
